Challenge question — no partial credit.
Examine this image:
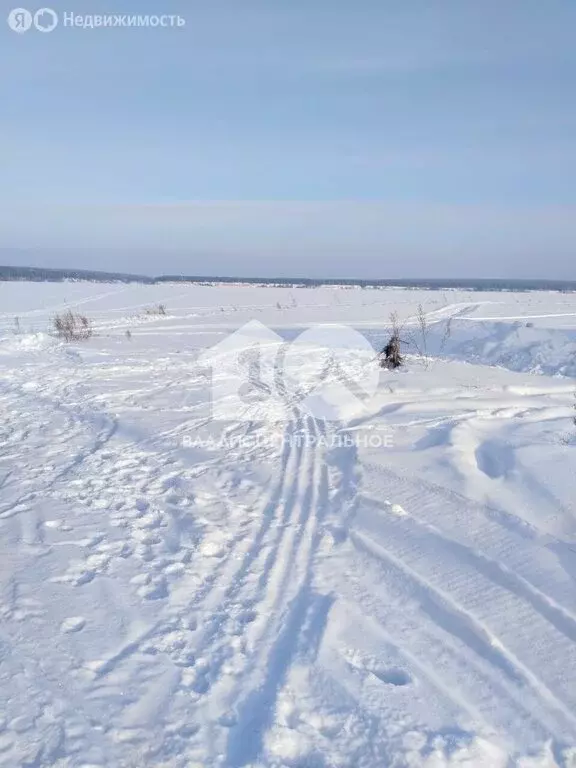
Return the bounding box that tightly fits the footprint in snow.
[384,500,409,517]
[372,667,412,686]
[60,616,86,634]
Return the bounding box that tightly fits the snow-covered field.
[1,281,575,767]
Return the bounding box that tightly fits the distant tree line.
[1,265,575,293]
[0,265,155,283]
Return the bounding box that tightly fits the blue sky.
[1,0,576,277]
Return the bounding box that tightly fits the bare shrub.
[407,305,453,366]
[439,316,452,354]
[418,304,430,363]
[560,392,576,446]
[145,304,167,316]
[408,303,429,367]
[380,334,403,369]
[377,307,453,371]
[379,312,405,369]
[52,310,92,341]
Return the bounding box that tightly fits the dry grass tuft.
[52,310,92,341]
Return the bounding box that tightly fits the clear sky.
[1,0,575,278]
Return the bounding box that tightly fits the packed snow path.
[1,283,575,767]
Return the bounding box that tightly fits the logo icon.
[281,324,379,421]
[34,7,58,31]
[7,7,32,32]
[198,321,378,423]
[7,6,58,32]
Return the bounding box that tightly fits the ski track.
[1,285,576,767]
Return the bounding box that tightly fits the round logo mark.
[34,7,58,31]
[7,7,33,32]
[281,324,379,420]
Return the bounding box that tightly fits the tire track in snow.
[184,415,313,706]
[352,497,576,731]
[178,418,305,645]
[332,568,561,747]
[349,528,576,737]
[77,422,292,683]
[223,416,335,767]
[244,416,324,649]
[94,415,309,688]
[361,493,576,647]
[362,462,576,614]
[130,407,330,765]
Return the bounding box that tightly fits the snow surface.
[0,282,576,767]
